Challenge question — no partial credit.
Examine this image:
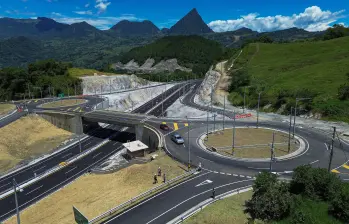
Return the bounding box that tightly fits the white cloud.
[74,10,93,15]
[95,0,111,14]
[208,6,346,32]
[51,14,142,30]
[85,3,90,8]
[51,12,62,17]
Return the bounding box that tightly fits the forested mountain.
[119,35,229,75]
[168,8,213,35]
[109,20,160,36]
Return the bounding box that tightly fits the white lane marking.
[213,171,218,174]
[62,153,72,159]
[65,166,77,174]
[227,173,231,176]
[92,152,102,159]
[246,176,251,179]
[84,141,92,147]
[310,160,319,164]
[239,175,245,178]
[33,166,46,173]
[105,171,211,224]
[233,174,238,177]
[144,179,253,224]
[25,185,43,195]
[195,179,213,187]
[324,143,329,151]
[248,167,270,170]
[220,172,225,175]
[0,182,11,189]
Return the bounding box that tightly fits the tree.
[228,69,250,92]
[329,183,349,221]
[323,24,349,40]
[245,172,292,221]
[338,84,349,100]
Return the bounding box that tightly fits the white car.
[171,133,184,144]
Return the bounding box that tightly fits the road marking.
[246,176,251,179]
[324,143,329,151]
[248,167,269,170]
[65,166,77,174]
[213,171,218,174]
[73,107,80,112]
[195,179,213,187]
[33,166,46,173]
[184,123,189,127]
[239,175,245,178]
[84,141,92,147]
[343,164,349,170]
[25,185,43,195]
[233,174,238,176]
[113,142,118,146]
[92,152,102,159]
[173,122,179,130]
[227,173,231,176]
[61,153,72,159]
[162,122,167,124]
[34,100,39,103]
[332,169,340,173]
[309,160,319,165]
[27,100,32,104]
[220,172,225,175]
[0,182,11,189]
[67,108,73,111]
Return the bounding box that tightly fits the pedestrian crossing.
[161,121,189,131]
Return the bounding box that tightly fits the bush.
[338,84,349,100]
[228,69,250,92]
[329,183,349,221]
[290,165,342,201]
[245,172,292,221]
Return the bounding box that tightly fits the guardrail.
[168,185,252,224]
[88,170,196,224]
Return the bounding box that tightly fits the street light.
[13,178,23,224]
[256,92,262,128]
[186,116,191,171]
[293,97,312,137]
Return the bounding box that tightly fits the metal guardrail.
[88,170,196,224]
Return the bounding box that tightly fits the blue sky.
[0,0,348,31]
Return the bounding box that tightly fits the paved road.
[0,82,194,222]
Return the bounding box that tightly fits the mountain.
[168,8,213,35]
[0,17,106,39]
[260,27,324,41]
[109,20,160,36]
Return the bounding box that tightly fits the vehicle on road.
[171,133,184,144]
[160,124,170,131]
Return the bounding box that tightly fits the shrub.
[329,183,349,221]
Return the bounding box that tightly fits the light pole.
[206,109,209,140]
[186,116,191,171]
[223,95,226,130]
[288,107,293,153]
[293,98,312,138]
[270,132,275,172]
[243,86,246,113]
[13,178,22,224]
[213,113,216,132]
[232,110,236,153]
[256,92,262,128]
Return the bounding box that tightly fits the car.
[160,124,170,131]
[171,133,184,144]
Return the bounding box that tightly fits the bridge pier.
[135,124,144,141]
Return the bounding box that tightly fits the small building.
[123,140,149,158]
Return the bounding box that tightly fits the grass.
[232,37,349,122]
[0,104,15,116]
[68,68,120,78]
[40,99,86,108]
[5,151,186,224]
[184,190,264,224]
[205,128,297,158]
[0,115,72,174]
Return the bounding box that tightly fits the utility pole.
[78,116,82,153]
[288,107,293,153]
[328,127,336,172]
[232,110,236,153]
[100,84,103,95]
[213,113,216,132]
[74,84,77,103]
[257,92,261,128]
[161,90,164,116]
[186,116,191,171]
[293,99,298,138]
[109,79,112,94]
[223,95,226,130]
[206,109,209,140]
[243,86,246,113]
[270,132,275,172]
[13,178,21,224]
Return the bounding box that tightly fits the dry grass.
[41,99,86,108]
[0,104,15,116]
[0,115,72,173]
[5,151,186,224]
[184,190,264,224]
[205,128,297,158]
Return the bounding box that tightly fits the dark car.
[160,124,170,131]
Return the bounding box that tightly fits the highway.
[0,82,194,222]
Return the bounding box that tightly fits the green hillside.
[229,37,349,122]
[120,35,230,76]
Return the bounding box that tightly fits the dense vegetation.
[0,60,81,100]
[120,35,230,76]
[137,70,197,83]
[227,35,349,122]
[245,166,348,223]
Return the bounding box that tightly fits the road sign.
[195,179,213,187]
[73,206,88,224]
[58,93,64,98]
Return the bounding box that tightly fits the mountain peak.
[169,8,213,35]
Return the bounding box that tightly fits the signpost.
[58,93,64,98]
[73,206,88,224]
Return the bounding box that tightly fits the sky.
[0,0,348,32]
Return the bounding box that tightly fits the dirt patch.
[0,115,72,173]
[40,99,86,108]
[0,104,15,116]
[205,128,297,158]
[4,151,186,224]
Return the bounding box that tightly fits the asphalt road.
[0,82,194,222]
